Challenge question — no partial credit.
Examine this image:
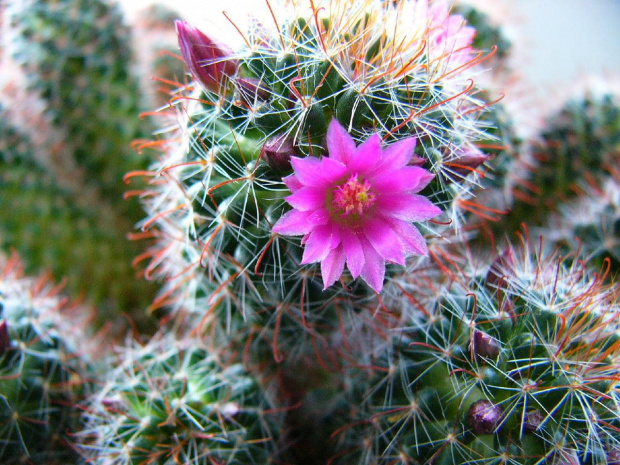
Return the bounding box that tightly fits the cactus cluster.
[79,332,282,464]
[336,238,620,464]
[0,253,96,463]
[0,0,171,324]
[0,0,619,464]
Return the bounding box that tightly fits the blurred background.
[120,0,620,93]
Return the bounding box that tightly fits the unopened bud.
[236,78,272,105]
[472,330,500,360]
[606,447,620,465]
[448,147,489,178]
[550,449,580,465]
[261,135,294,172]
[466,399,503,434]
[523,409,544,432]
[486,247,515,289]
[0,320,9,356]
[175,20,238,93]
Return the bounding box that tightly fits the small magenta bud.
[448,147,490,178]
[466,399,503,434]
[523,409,544,432]
[606,447,620,465]
[0,320,9,356]
[236,77,271,105]
[486,247,515,289]
[472,329,500,360]
[261,134,294,172]
[550,449,580,465]
[175,20,238,93]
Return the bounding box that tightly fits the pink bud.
[236,78,272,105]
[486,247,515,289]
[448,147,489,178]
[466,399,503,434]
[175,20,238,93]
[523,409,544,432]
[261,134,295,172]
[0,320,9,356]
[472,330,500,360]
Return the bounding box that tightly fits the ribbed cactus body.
[0,255,94,464]
[142,0,494,334]
[7,0,148,208]
[337,242,620,464]
[80,333,281,464]
[504,93,620,232]
[0,117,155,324]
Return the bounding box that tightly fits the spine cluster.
[0,0,618,464]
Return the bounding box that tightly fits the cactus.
[5,0,148,207]
[335,237,620,464]
[498,91,620,235]
[140,0,497,333]
[0,253,97,464]
[1,0,619,463]
[79,332,282,464]
[0,0,167,323]
[0,112,155,328]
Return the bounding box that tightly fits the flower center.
[332,174,375,218]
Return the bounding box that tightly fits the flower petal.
[285,187,326,211]
[350,133,381,174]
[290,156,322,186]
[377,194,442,221]
[390,219,429,256]
[377,136,417,169]
[321,244,346,290]
[291,156,348,187]
[362,218,405,265]
[340,228,365,279]
[359,237,385,292]
[326,118,356,165]
[273,208,328,235]
[371,166,435,193]
[282,174,303,192]
[302,224,340,264]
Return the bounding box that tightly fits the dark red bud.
[409,154,427,166]
[0,320,9,356]
[606,447,620,465]
[449,147,489,177]
[236,78,272,105]
[523,409,544,432]
[486,247,515,289]
[466,399,503,434]
[261,134,295,172]
[550,449,580,465]
[472,330,500,360]
[175,20,238,93]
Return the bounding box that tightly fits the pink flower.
[272,119,441,292]
[175,20,238,93]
